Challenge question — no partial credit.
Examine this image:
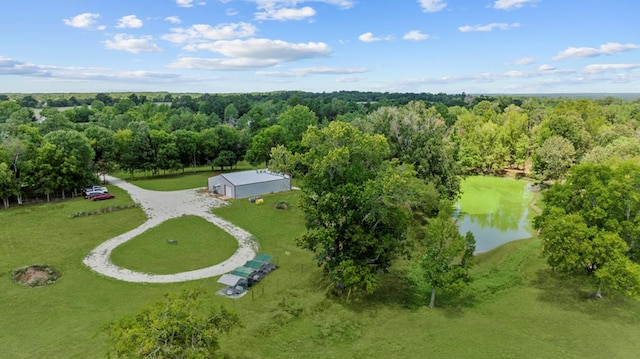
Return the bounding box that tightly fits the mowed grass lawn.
[1,176,639,358]
[110,215,238,274]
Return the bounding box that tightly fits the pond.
[454,176,536,253]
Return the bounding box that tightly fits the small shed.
[207,169,290,199]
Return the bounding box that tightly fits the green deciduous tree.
[199,125,244,170]
[294,121,436,295]
[534,162,640,298]
[245,125,287,166]
[356,102,462,200]
[534,135,576,180]
[104,289,240,359]
[84,125,116,182]
[277,104,318,153]
[42,130,96,195]
[408,203,475,308]
[0,161,16,208]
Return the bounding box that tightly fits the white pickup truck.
[83,185,108,198]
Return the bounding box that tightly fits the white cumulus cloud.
[459,22,520,32]
[256,6,316,21]
[104,34,162,53]
[165,16,181,24]
[583,63,640,74]
[418,0,447,13]
[176,0,194,8]
[63,13,101,29]
[553,42,640,61]
[403,30,430,41]
[358,32,393,43]
[538,64,555,72]
[247,0,354,10]
[186,38,330,59]
[116,15,143,29]
[168,38,331,70]
[494,0,538,10]
[163,22,257,44]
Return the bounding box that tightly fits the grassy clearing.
[110,163,261,191]
[110,215,239,274]
[1,176,639,359]
[110,166,216,191]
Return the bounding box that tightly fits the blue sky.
[0,0,638,94]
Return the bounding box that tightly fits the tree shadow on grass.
[531,268,640,325]
[328,269,478,318]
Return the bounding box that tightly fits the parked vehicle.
[92,193,115,201]
[85,190,107,199]
[82,185,108,195]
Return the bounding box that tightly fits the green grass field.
[1,176,639,358]
[110,215,239,274]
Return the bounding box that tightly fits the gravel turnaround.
[82,175,258,283]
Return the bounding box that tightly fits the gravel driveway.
[82,175,257,283]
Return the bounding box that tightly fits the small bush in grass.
[273,201,290,210]
[69,204,138,218]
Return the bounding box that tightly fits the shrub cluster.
[69,204,138,218]
[274,201,290,210]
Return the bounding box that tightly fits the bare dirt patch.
[12,265,60,287]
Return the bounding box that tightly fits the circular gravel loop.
[82,175,258,283]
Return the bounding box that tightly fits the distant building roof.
[217,169,289,186]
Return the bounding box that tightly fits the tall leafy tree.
[245,125,287,166]
[42,130,96,194]
[149,130,180,174]
[173,129,199,168]
[294,121,435,295]
[0,101,21,123]
[199,125,244,169]
[356,102,462,200]
[534,162,640,298]
[104,289,240,359]
[0,161,16,208]
[277,104,318,153]
[534,135,576,180]
[84,125,116,182]
[409,203,476,308]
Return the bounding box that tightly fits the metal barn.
[207,169,291,199]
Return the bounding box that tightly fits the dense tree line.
[1,92,639,205]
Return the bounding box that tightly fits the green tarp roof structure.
[231,266,255,278]
[254,253,273,263]
[243,260,265,270]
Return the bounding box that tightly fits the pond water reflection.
[454,176,534,253]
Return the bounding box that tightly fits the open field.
[110,166,218,191]
[1,177,639,358]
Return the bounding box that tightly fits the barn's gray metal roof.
[218,169,289,186]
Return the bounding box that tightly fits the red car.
[92,193,115,201]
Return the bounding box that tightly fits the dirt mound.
[12,265,60,287]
